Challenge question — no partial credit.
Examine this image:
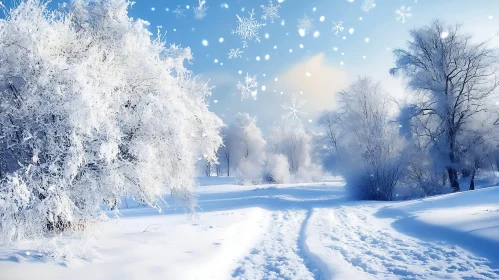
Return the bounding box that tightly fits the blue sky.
[122,0,499,131]
[132,0,499,131]
[4,0,499,131]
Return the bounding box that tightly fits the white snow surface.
[1,176,499,279]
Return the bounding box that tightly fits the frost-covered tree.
[268,123,322,182]
[323,77,407,200]
[219,126,234,177]
[0,0,223,243]
[458,109,499,190]
[316,110,342,172]
[225,113,266,184]
[391,20,499,192]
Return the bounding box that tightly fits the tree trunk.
[205,162,211,177]
[446,167,460,192]
[469,168,476,190]
[226,157,230,177]
[447,139,460,192]
[461,168,471,178]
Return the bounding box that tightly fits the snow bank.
[0,208,271,280]
[377,187,499,266]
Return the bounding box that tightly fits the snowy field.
[1,177,499,280]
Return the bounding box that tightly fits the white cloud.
[276,53,349,114]
[202,54,349,130]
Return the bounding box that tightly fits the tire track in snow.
[298,210,322,280]
[232,210,319,280]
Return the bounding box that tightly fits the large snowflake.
[228,48,244,59]
[297,14,314,35]
[395,6,412,23]
[261,0,280,23]
[232,9,266,48]
[361,0,376,13]
[331,21,344,36]
[173,5,185,18]
[194,0,208,20]
[237,73,258,100]
[282,94,307,123]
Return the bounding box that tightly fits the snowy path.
[232,210,318,280]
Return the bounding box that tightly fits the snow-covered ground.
[1,177,499,280]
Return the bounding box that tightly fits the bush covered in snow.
[268,123,323,182]
[263,153,291,184]
[319,77,407,201]
[223,113,266,184]
[0,0,223,243]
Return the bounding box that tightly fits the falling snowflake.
[297,14,314,35]
[361,0,376,13]
[228,48,244,59]
[395,6,412,23]
[331,21,345,36]
[282,94,307,123]
[237,73,258,100]
[173,5,185,18]
[261,0,280,23]
[194,0,208,19]
[232,9,266,48]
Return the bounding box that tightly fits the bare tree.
[317,111,342,157]
[215,163,222,177]
[391,20,499,192]
[204,161,212,177]
[220,130,232,177]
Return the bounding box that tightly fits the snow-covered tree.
[457,109,499,190]
[323,77,407,200]
[316,110,342,172]
[391,20,499,192]
[219,127,234,177]
[268,123,322,182]
[0,0,223,243]
[402,145,448,197]
[225,113,266,184]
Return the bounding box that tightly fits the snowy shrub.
[341,126,407,201]
[0,0,223,243]
[267,123,322,182]
[402,148,448,198]
[457,111,499,190]
[294,163,323,183]
[268,125,310,173]
[226,113,266,184]
[324,77,407,201]
[263,154,291,184]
